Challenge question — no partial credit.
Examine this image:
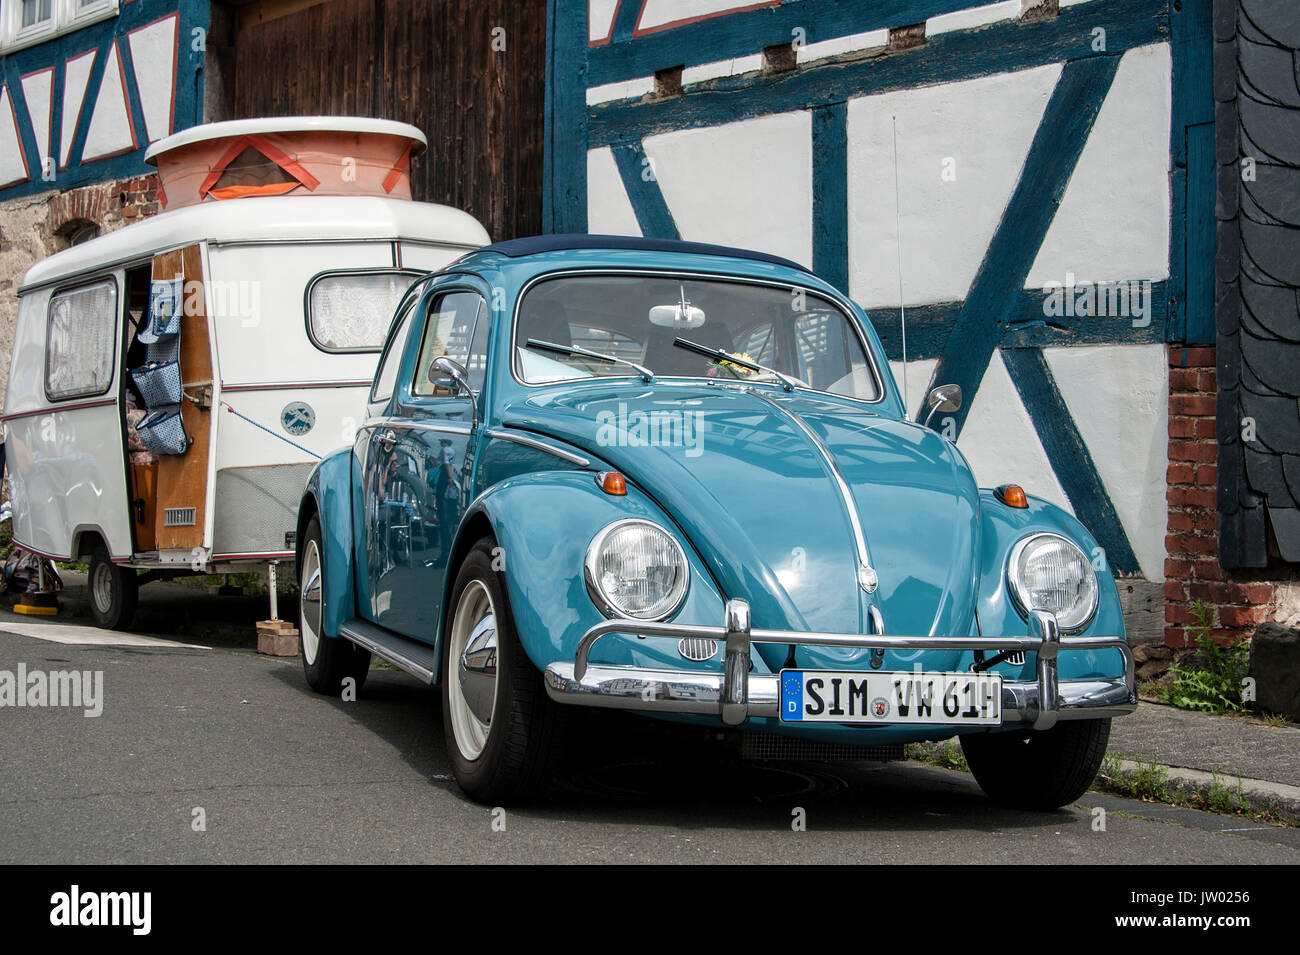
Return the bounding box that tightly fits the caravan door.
[138,245,216,563]
[3,276,132,562]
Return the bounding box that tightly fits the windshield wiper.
[525,339,654,383]
[673,337,798,392]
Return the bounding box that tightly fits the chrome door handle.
[378,430,398,452]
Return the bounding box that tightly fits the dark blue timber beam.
[870,284,1171,362]
[1002,347,1142,574]
[611,141,681,239]
[811,101,849,294]
[588,0,1166,147]
[589,0,1012,87]
[544,0,590,233]
[919,54,1121,428]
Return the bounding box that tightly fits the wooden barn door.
[151,245,214,553]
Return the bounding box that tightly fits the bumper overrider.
[543,600,1137,731]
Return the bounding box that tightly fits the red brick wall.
[1164,345,1274,646]
[45,174,161,239]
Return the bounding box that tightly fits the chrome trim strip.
[221,380,373,393]
[362,417,472,436]
[752,391,878,593]
[485,428,590,466]
[340,623,436,684]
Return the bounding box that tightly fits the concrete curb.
[1107,759,1300,825]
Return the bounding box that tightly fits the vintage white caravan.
[3,117,490,628]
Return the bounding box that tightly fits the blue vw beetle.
[294,235,1136,806]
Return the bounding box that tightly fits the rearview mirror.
[923,384,962,429]
[648,304,706,329]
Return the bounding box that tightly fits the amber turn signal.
[996,484,1028,508]
[596,471,627,495]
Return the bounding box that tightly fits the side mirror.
[923,384,962,429]
[430,356,477,428]
[430,356,471,392]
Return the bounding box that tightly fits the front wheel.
[88,548,138,630]
[441,537,562,805]
[961,718,1111,810]
[299,515,370,695]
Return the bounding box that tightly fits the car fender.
[297,447,357,639]
[442,470,725,681]
[976,490,1127,682]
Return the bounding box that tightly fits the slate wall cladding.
[1215,0,1300,568]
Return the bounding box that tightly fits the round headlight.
[585,519,689,620]
[1007,533,1099,633]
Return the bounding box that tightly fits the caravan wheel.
[88,549,138,631]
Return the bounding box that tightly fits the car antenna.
[891,114,910,421]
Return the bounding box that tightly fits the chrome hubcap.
[300,540,322,666]
[449,579,498,761]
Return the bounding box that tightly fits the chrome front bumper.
[543,600,1136,731]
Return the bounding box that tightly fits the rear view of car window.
[308,270,419,352]
[46,278,117,401]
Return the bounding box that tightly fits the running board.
[338,618,439,684]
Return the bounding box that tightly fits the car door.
[355,292,420,626]
[365,286,489,640]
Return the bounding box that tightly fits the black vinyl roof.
[480,233,813,274]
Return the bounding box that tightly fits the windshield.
[513,274,881,401]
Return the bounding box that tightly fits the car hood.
[500,383,981,668]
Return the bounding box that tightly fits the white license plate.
[779,670,1002,725]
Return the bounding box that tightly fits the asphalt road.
[2,623,1298,865]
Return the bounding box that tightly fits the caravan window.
[45,278,117,401]
[307,270,419,353]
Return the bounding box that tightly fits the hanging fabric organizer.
[132,279,192,457]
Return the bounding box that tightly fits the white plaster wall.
[927,0,1019,36]
[1046,344,1168,580]
[846,63,1061,308]
[1025,43,1172,289]
[20,70,52,178]
[955,350,1074,514]
[796,29,888,65]
[82,42,133,162]
[586,146,643,236]
[0,86,26,187]
[589,0,619,42]
[61,51,95,168]
[127,14,178,143]
[888,357,939,418]
[643,111,813,267]
[639,0,775,32]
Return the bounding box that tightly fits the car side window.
[413,291,484,397]
[370,300,417,405]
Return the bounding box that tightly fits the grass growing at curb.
[1097,751,1168,802]
[911,740,1298,827]
[1093,749,1298,828]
